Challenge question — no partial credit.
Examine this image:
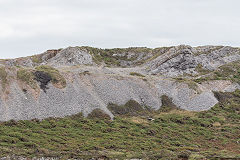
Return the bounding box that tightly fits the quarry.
[0,45,239,121]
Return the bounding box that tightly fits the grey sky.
[0,0,240,58]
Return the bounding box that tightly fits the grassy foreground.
[0,91,239,159]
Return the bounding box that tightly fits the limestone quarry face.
[0,45,239,121]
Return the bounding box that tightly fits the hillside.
[0,45,239,159]
[0,45,239,121]
[0,90,239,159]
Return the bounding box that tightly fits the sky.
[0,0,240,58]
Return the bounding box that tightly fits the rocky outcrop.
[47,47,93,66]
[146,45,240,77]
[195,46,240,70]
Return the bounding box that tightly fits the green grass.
[159,95,179,112]
[31,55,42,64]
[17,68,37,89]
[0,91,239,159]
[194,60,240,84]
[0,66,7,90]
[79,46,163,66]
[87,109,111,120]
[17,65,66,90]
[214,61,240,84]
[35,65,66,88]
[108,100,151,116]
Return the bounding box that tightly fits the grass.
[0,66,8,90]
[194,60,240,84]
[17,68,37,89]
[175,78,199,92]
[35,65,66,88]
[159,95,179,112]
[79,46,167,67]
[87,109,111,120]
[107,100,151,116]
[129,72,145,77]
[17,65,66,90]
[0,90,239,159]
[214,61,240,84]
[31,55,42,64]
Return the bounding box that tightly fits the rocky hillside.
[0,45,239,121]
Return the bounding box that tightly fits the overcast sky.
[0,0,240,58]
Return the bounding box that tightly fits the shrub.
[107,100,149,116]
[17,68,37,89]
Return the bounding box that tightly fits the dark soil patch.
[34,71,52,92]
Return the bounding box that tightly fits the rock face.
[147,45,240,77]
[195,46,240,70]
[147,45,196,76]
[0,45,239,121]
[149,47,197,76]
[47,47,93,66]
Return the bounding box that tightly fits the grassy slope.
[194,60,240,84]
[0,91,239,159]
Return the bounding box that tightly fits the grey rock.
[48,47,93,66]
[146,45,240,77]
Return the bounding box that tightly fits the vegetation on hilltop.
[0,91,239,159]
[79,46,170,66]
[80,46,150,66]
